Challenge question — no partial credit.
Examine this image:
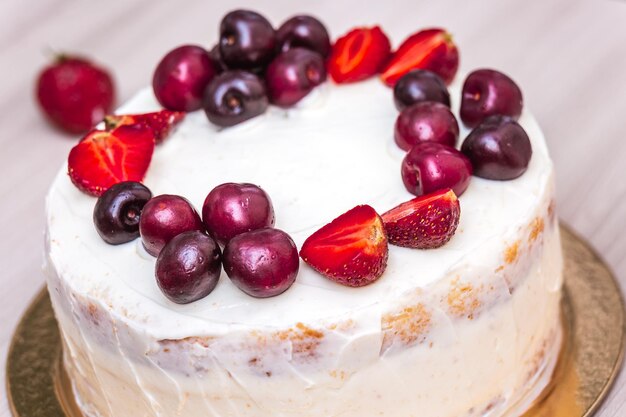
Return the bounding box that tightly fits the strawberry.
[380,28,459,87]
[68,125,155,197]
[381,188,460,249]
[300,205,388,287]
[36,55,115,134]
[328,26,391,84]
[104,110,185,144]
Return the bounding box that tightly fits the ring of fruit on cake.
[44,9,562,417]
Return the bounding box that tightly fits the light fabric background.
[0,0,624,415]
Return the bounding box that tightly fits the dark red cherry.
[203,70,269,127]
[208,44,228,73]
[401,142,473,196]
[223,228,299,298]
[155,231,221,304]
[202,183,274,245]
[460,69,523,128]
[393,69,450,111]
[93,181,152,244]
[394,102,459,151]
[152,45,217,111]
[266,48,327,107]
[461,115,532,180]
[219,10,276,70]
[276,15,331,57]
[139,195,205,257]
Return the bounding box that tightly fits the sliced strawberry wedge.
[328,26,391,84]
[104,110,185,144]
[68,124,155,196]
[380,28,459,87]
[300,205,388,287]
[382,189,460,249]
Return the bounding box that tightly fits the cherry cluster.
[94,181,299,303]
[153,11,330,127]
[393,68,531,200]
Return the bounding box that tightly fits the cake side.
[46,216,562,416]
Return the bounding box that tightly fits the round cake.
[43,12,563,417]
[44,79,562,417]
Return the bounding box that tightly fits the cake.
[43,11,563,417]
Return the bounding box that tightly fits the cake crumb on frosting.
[159,336,215,348]
[547,200,556,223]
[504,241,520,264]
[381,303,432,351]
[326,319,355,332]
[447,279,482,319]
[528,217,545,243]
[274,323,324,361]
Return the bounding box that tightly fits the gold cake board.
[6,224,626,417]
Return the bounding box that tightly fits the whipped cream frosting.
[46,79,554,336]
[44,77,563,417]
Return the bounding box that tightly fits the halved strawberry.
[300,205,388,287]
[381,188,460,249]
[68,124,155,196]
[380,28,459,87]
[104,110,185,144]
[328,26,391,84]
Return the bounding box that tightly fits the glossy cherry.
[209,44,228,73]
[152,45,217,111]
[401,142,473,196]
[266,48,327,107]
[202,183,275,245]
[219,10,276,70]
[93,181,152,244]
[203,70,268,127]
[461,115,532,180]
[276,15,331,57]
[139,194,205,256]
[155,231,222,304]
[223,228,299,298]
[393,69,450,111]
[460,69,523,128]
[394,102,459,151]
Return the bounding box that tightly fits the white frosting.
[44,77,563,417]
[46,79,553,336]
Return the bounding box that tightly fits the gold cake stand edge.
[6,224,626,417]
[521,225,626,416]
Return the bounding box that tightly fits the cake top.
[45,11,552,338]
[46,77,553,338]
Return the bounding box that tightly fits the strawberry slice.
[68,124,155,196]
[380,28,459,87]
[104,110,185,144]
[300,205,388,287]
[381,188,460,249]
[328,26,391,84]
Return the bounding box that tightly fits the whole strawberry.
[36,55,115,134]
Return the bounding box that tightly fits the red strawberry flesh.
[328,26,391,84]
[104,110,185,144]
[381,28,459,87]
[300,205,388,287]
[68,124,155,196]
[382,189,460,249]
